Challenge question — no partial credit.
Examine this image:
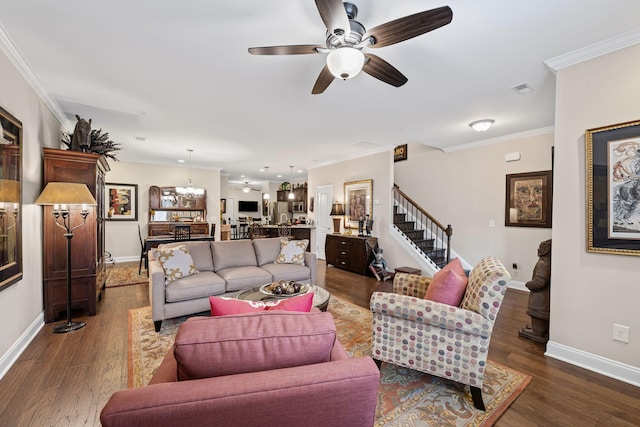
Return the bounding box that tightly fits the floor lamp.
[330,202,345,234]
[35,182,97,333]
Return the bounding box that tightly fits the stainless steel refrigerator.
[270,201,291,225]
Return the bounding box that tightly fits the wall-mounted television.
[238,200,259,212]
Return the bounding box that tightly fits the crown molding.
[438,126,555,153]
[545,27,640,73]
[0,24,70,129]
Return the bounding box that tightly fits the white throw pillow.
[276,239,308,265]
[156,244,198,284]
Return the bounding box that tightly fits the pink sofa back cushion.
[424,257,468,306]
[174,311,337,381]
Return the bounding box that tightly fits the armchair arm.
[370,292,493,338]
[392,273,431,297]
[148,255,167,322]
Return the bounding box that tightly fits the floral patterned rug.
[128,296,531,426]
[106,262,148,288]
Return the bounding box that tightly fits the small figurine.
[365,215,373,236]
[369,246,392,281]
[358,216,365,236]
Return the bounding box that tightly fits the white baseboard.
[508,280,528,292]
[113,256,139,263]
[546,341,640,387]
[0,312,44,380]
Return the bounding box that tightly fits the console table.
[325,234,378,276]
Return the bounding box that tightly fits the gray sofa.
[149,237,317,331]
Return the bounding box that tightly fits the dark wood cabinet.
[148,185,208,236]
[325,234,378,276]
[42,148,109,323]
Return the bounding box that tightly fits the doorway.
[315,185,333,259]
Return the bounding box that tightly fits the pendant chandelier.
[263,167,270,200]
[176,149,205,196]
[288,166,295,200]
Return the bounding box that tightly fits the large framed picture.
[586,119,640,256]
[505,170,552,228]
[105,183,138,221]
[344,179,373,229]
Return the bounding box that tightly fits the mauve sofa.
[100,311,380,427]
[149,237,317,331]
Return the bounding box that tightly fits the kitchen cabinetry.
[42,148,109,323]
[148,185,208,236]
[325,234,378,276]
[276,187,308,210]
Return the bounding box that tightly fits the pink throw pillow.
[210,292,314,316]
[424,258,468,306]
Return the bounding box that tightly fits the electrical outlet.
[613,324,630,343]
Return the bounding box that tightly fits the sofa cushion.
[216,266,273,292]
[424,257,468,306]
[173,311,337,380]
[252,237,282,266]
[155,245,198,284]
[212,240,257,271]
[276,239,308,265]
[165,271,227,303]
[209,292,314,316]
[157,241,214,272]
[260,263,311,283]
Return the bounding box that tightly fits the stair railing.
[393,184,452,267]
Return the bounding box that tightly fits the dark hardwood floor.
[0,260,638,426]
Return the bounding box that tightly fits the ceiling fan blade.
[364,6,453,48]
[314,0,350,36]
[362,54,408,87]
[311,65,335,94]
[248,45,323,55]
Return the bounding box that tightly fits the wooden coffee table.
[235,285,330,312]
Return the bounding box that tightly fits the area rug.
[128,296,531,426]
[106,263,148,288]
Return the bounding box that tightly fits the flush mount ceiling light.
[469,119,495,132]
[326,47,365,80]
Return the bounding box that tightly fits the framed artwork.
[105,183,138,221]
[505,171,552,228]
[586,119,640,256]
[344,179,373,229]
[394,144,408,162]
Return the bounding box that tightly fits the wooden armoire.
[42,148,109,323]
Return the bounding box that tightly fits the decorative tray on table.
[259,281,309,297]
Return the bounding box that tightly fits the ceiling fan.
[248,0,453,94]
[241,182,261,193]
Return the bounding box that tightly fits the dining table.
[144,234,216,253]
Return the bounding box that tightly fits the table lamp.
[330,202,345,234]
[35,182,97,333]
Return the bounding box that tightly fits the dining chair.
[137,224,148,275]
[278,223,292,240]
[174,224,191,241]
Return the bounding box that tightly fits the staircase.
[393,185,452,269]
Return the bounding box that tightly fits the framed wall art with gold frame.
[586,119,640,256]
[344,179,373,229]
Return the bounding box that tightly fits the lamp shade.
[330,202,345,216]
[326,47,365,80]
[35,182,97,206]
[0,179,20,203]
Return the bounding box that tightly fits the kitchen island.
[262,225,316,252]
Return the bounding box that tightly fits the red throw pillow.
[210,292,314,316]
[424,258,468,306]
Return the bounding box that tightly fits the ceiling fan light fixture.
[326,47,365,80]
[469,119,495,132]
[242,184,251,193]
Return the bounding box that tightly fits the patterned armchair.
[370,257,511,410]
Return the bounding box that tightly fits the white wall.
[308,150,410,269]
[549,43,640,376]
[105,161,221,261]
[0,49,59,372]
[394,136,554,283]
